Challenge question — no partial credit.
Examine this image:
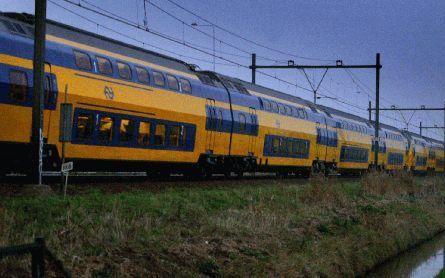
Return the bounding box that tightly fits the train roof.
[0,12,195,75]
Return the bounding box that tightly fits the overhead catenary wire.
[51,0,314,92]
[162,0,337,62]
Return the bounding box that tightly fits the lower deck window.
[120,119,135,142]
[340,146,368,163]
[265,135,309,158]
[98,116,114,142]
[9,70,28,102]
[76,113,94,140]
[168,126,180,146]
[154,124,165,145]
[138,121,151,145]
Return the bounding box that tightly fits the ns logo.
[104,86,115,100]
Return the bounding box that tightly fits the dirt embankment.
[0,173,444,277]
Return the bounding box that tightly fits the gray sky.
[2,0,444,140]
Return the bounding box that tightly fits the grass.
[1,173,445,276]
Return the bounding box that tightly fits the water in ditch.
[367,232,445,277]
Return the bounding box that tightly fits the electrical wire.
[51,0,314,92]
[162,0,337,62]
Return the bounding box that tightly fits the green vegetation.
[1,173,445,276]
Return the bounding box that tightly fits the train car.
[236,78,340,176]
[402,132,429,174]
[317,105,374,174]
[430,139,444,173]
[380,124,408,171]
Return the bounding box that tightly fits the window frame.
[73,50,93,71]
[75,112,95,141]
[152,71,166,87]
[135,66,150,84]
[166,74,180,91]
[119,118,136,143]
[154,123,166,146]
[239,113,247,132]
[117,61,132,80]
[96,56,113,76]
[137,121,151,146]
[97,115,115,143]
[179,78,192,94]
[9,69,28,102]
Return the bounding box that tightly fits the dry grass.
[0,174,445,276]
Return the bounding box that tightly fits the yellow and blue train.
[0,12,443,177]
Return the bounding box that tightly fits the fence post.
[31,238,45,278]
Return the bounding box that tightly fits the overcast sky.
[2,0,444,140]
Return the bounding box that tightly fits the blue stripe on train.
[205,105,259,136]
[0,63,58,110]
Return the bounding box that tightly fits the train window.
[153,71,165,87]
[136,66,150,84]
[76,113,94,140]
[154,124,166,145]
[9,70,28,102]
[272,138,280,153]
[44,75,51,106]
[263,100,271,111]
[98,116,114,142]
[117,62,132,80]
[278,104,285,114]
[239,113,246,131]
[167,75,180,91]
[218,110,224,129]
[271,102,279,113]
[97,56,113,75]
[120,119,135,142]
[286,106,293,116]
[74,51,92,71]
[138,121,151,145]
[168,126,180,146]
[180,125,187,146]
[299,108,307,119]
[180,78,192,94]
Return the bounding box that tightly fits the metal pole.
[212,26,215,72]
[314,90,317,104]
[32,0,47,185]
[420,121,422,136]
[443,101,445,172]
[251,53,256,84]
[374,53,380,168]
[368,101,372,122]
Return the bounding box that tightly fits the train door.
[43,64,58,141]
[332,123,339,162]
[316,121,328,161]
[248,107,257,156]
[205,98,216,153]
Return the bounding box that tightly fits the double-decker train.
[0,12,443,178]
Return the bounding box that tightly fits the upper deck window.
[153,71,165,87]
[278,104,285,114]
[97,56,113,75]
[271,102,279,113]
[9,70,28,102]
[167,75,179,91]
[74,51,92,71]
[136,66,150,84]
[117,62,132,80]
[180,78,192,94]
[264,100,271,111]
